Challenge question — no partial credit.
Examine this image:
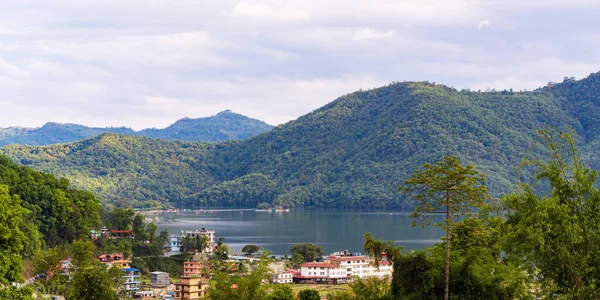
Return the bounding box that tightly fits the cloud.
[231,2,310,21]
[0,0,598,129]
[353,28,395,42]
[478,20,491,30]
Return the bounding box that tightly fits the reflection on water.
[158,208,444,255]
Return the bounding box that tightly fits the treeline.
[0,155,100,250]
[4,73,600,208]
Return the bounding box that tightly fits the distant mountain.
[0,110,272,146]
[138,110,273,142]
[3,73,600,209]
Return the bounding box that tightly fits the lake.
[158,208,445,256]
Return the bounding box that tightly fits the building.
[295,250,393,284]
[109,259,132,269]
[170,228,216,254]
[183,261,204,278]
[271,270,294,284]
[111,229,134,238]
[123,268,141,295]
[297,262,349,284]
[174,275,208,299]
[151,271,171,286]
[96,253,125,263]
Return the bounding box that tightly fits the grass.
[291,284,350,296]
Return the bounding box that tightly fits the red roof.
[300,262,339,268]
[293,275,351,279]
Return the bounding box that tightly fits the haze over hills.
[0,110,272,146]
[3,73,600,209]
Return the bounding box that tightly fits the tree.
[401,156,488,300]
[350,276,392,300]
[298,289,320,300]
[503,130,600,298]
[290,253,304,269]
[290,243,323,263]
[108,208,135,231]
[0,185,33,298]
[242,244,259,256]
[268,284,294,300]
[207,252,273,300]
[66,263,123,300]
[132,214,147,241]
[214,237,229,260]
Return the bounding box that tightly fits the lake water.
[158,208,444,256]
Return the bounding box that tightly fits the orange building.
[174,275,207,299]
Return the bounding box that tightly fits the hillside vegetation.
[4,73,600,208]
[0,110,272,146]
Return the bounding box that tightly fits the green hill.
[0,110,272,146]
[3,73,600,209]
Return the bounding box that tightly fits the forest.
[2,73,600,209]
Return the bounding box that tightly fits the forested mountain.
[0,110,272,146]
[3,73,600,209]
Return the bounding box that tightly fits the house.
[111,229,134,238]
[151,271,171,286]
[133,290,154,299]
[170,228,216,254]
[96,253,125,263]
[109,259,132,269]
[296,261,350,284]
[271,270,294,284]
[174,275,208,299]
[123,268,141,296]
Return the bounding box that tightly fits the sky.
[1,0,600,130]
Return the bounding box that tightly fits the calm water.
[158,209,444,256]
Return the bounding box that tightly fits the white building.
[296,251,393,284]
[271,271,295,284]
[170,228,215,254]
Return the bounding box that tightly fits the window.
[320,267,324,270]
[320,272,325,275]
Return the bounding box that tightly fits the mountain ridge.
[2,73,599,209]
[0,110,272,146]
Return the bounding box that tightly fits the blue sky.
[1,0,599,129]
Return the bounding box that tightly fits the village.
[38,227,393,299]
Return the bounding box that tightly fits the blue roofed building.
[122,267,141,295]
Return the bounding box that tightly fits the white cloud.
[353,28,395,42]
[478,20,491,30]
[231,2,310,21]
[0,0,599,129]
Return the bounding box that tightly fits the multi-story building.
[151,271,170,286]
[170,228,216,254]
[271,271,295,284]
[174,275,208,299]
[296,250,393,284]
[122,267,141,295]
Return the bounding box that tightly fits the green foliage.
[242,244,259,256]
[131,254,189,278]
[0,155,100,248]
[0,185,27,285]
[207,253,273,300]
[298,289,321,300]
[66,263,123,300]
[402,156,489,300]
[108,208,135,230]
[503,130,600,298]
[364,218,528,299]
[290,243,324,263]
[349,276,392,300]
[0,285,34,300]
[6,75,599,208]
[267,284,295,300]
